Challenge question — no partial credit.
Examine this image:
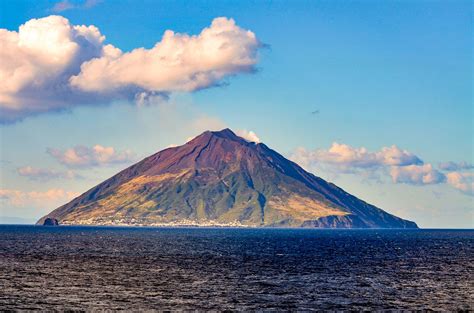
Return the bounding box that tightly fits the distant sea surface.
[0,226,472,310]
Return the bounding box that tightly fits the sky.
[0,0,472,227]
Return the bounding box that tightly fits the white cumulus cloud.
[390,164,446,185]
[291,143,422,170]
[47,144,135,168]
[0,15,262,122]
[291,142,472,195]
[70,17,261,94]
[446,172,474,195]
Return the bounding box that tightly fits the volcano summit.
[38,129,417,228]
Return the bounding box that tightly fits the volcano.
[38,129,417,228]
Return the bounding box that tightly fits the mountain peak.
[211,128,237,138]
[188,128,248,145]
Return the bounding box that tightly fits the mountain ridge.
[38,129,417,228]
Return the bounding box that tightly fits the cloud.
[377,145,424,166]
[446,172,474,195]
[0,188,79,208]
[52,0,75,12]
[83,0,101,8]
[17,166,80,181]
[291,143,422,170]
[438,161,473,172]
[0,15,109,122]
[70,17,261,94]
[51,0,101,12]
[47,144,135,168]
[291,142,473,195]
[437,161,474,195]
[390,164,446,185]
[0,15,262,123]
[236,129,260,143]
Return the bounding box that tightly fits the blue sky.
[0,0,472,227]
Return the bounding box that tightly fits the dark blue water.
[0,226,472,310]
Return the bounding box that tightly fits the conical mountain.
[37,129,417,228]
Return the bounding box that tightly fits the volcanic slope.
[38,129,418,228]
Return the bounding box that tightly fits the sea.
[0,225,472,310]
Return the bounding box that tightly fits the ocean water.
[0,226,472,310]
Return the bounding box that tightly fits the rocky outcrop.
[301,214,416,228]
[42,218,59,226]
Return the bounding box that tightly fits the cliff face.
[37,129,417,228]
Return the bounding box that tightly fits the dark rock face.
[301,215,370,228]
[43,218,59,226]
[37,129,418,228]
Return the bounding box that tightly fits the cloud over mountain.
[0,15,262,122]
[70,17,260,94]
[236,129,261,143]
